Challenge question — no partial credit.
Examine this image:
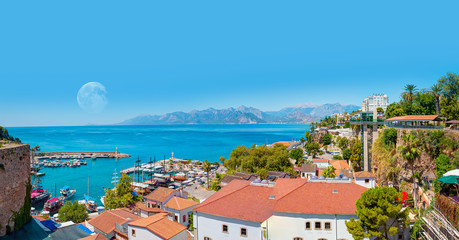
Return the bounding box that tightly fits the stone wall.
[0,144,30,236]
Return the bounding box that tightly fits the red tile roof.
[164,197,199,210]
[128,213,187,239]
[354,171,375,178]
[87,209,140,234]
[134,202,167,213]
[194,178,367,221]
[386,115,440,121]
[79,233,109,240]
[313,159,329,163]
[274,182,367,215]
[145,187,176,202]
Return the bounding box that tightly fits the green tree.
[430,83,442,116]
[333,155,343,160]
[304,131,312,143]
[289,148,304,165]
[398,133,422,207]
[376,107,384,113]
[115,174,140,207]
[343,121,351,128]
[305,142,320,159]
[256,168,268,180]
[322,166,336,178]
[219,156,226,165]
[403,84,418,114]
[338,137,349,150]
[349,139,362,171]
[202,160,211,188]
[345,187,410,240]
[381,128,397,147]
[438,72,459,120]
[321,133,332,145]
[342,148,351,160]
[104,187,119,210]
[58,201,88,223]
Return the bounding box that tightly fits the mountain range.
[119,103,360,125]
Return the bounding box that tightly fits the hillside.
[120,103,360,125]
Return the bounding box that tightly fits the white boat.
[100,196,105,206]
[59,186,76,200]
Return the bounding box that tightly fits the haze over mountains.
[119,103,360,125]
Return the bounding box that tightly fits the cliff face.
[0,144,30,236]
[371,129,459,187]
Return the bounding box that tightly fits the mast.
[87,177,89,196]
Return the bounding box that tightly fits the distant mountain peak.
[119,102,360,125]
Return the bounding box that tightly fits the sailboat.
[84,177,98,212]
[101,169,118,208]
[31,177,51,207]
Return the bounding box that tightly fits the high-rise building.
[362,94,388,112]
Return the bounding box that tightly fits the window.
[222,224,228,233]
[204,237,212,240]
[315,221,321,230]
[183,215,186,223]
[240,228,247,237]
[305,222,311,230]
[324,222,331,230]
[293,238,303,240]
[174,215,178,222]
[365,179,370,183]
[131,229,136,237]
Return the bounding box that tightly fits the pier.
[35,151,131,160]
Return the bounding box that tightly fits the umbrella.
[437,175,459,184]
[443,169,459,177]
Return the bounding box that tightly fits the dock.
[35,151,131,160]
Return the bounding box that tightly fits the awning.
[444,169,459,177]
[438,175,459,184]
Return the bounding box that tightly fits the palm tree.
[398,134,422,208]
[202,160,211,188]
[403,84,418,113]
[430,83,442,116]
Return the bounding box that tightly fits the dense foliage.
[346,187,410,240]
[349,139,362,171]
[104,174,141,210]
[342,148,351,160]
[58,201,88,223]
[224,145,294,175]
[385,72,459,120]
[0,126,21,143]
[289,148,304,165]
[321,133,332,145]
[322,166,336,178]
[381,128,397,147]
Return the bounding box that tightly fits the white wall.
[265,212,357,240]
[164,206,195,226]
[194,212,263,240]
[314,162,330,169]
[355,178,375,188]
[300,171,315,179]
[128,225,187,240]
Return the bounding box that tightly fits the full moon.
[77,82,108,113]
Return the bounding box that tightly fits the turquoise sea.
[8,124,309,204]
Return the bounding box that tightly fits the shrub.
[382,128,397,147]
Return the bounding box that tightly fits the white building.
[128,213,188,240]
[362,94,389,112]
[312,159,331,169]
[354,171,376,188]
[299,163,317,179]
[193,178,368,240]
[163,196,199,226]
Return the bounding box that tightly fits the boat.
[31,177,51,207]
[42,197,63,215]
[59,186,76,200]
[84,195,98,212]
[100,196,105,206]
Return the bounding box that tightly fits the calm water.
[8,124,308,203]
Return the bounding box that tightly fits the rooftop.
[145,187,176,202]
[386,115,440,121]
[87,209,140,234]
[354,171,375,178]
[299,163,317,172]
[164,197,199,210]
[194,178,367,222]
[128,213,187,239]
[78,233,109,240]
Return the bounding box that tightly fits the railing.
[385,124,444,130]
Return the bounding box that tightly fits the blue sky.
[1,1,459,126]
